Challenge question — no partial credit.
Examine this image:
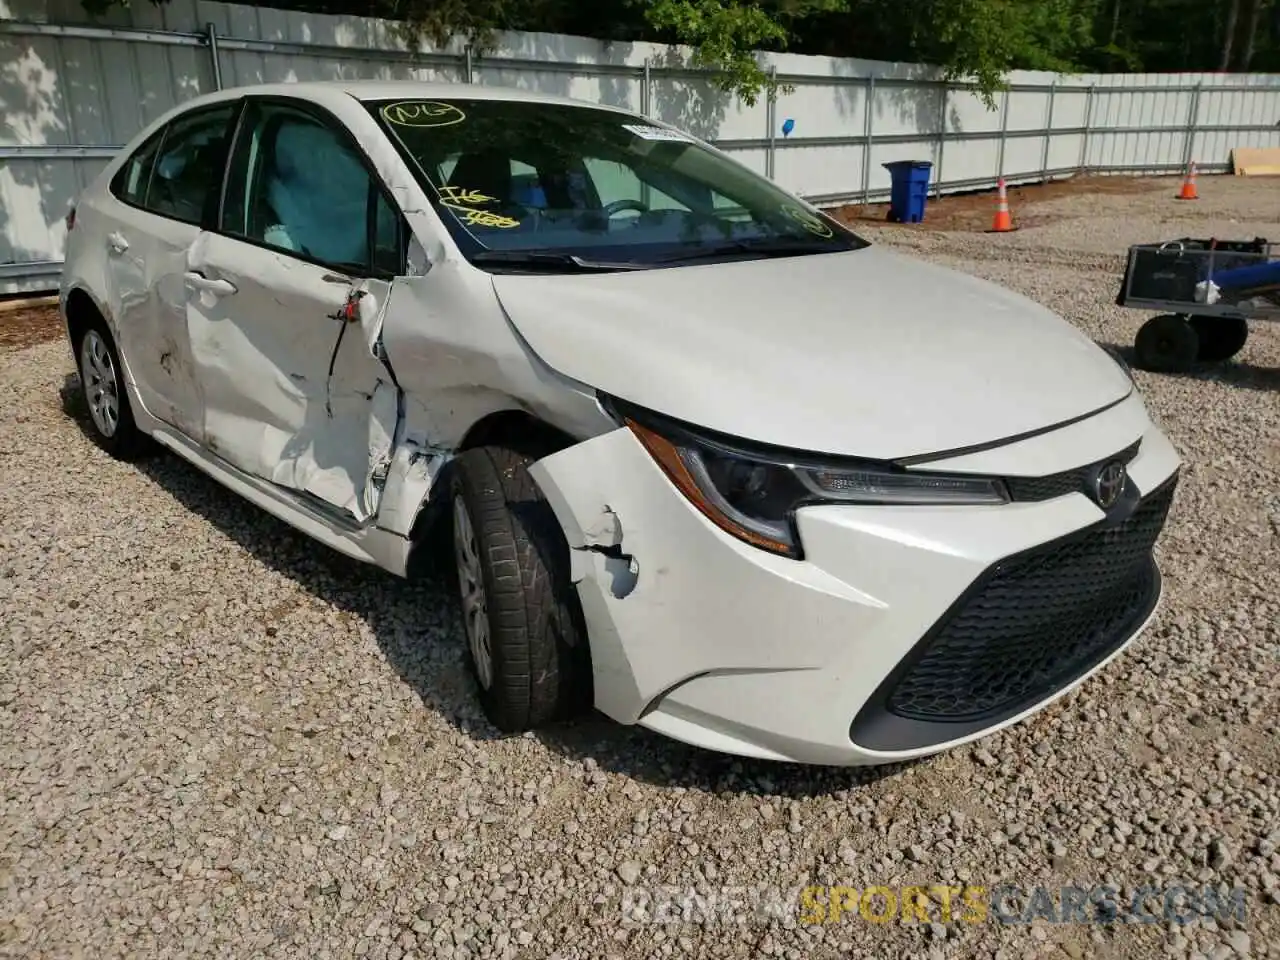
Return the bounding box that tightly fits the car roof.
[193,80,636,114]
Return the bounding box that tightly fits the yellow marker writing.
[438,186,496,205]
[781,203,835,238]
[441,203,520,229]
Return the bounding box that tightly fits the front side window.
[222,101,404,276]
[366,98,866,269]
[145,104,238,225]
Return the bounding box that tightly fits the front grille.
[1004,440,1141,502]
[880,478,1176,726]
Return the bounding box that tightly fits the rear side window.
[222,100,405,277]
[144,104,238,225]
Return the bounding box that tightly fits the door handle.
[107,231,129,254]
[183,272,237,296]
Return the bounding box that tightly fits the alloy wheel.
[453,494,494,690]
[80,330,120,438]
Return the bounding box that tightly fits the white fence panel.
[1,0,1278,291]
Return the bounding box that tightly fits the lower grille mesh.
[884,480,1175,723]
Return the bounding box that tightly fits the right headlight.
[616,402,1008,559]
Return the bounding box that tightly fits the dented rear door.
[105,101,241,442]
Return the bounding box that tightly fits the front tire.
[75,320,148,460]
[450,445,590,732]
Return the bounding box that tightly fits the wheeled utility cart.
[1116,237,1279,373]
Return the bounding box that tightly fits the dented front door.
[184,230,398,522]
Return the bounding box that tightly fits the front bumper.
[528,393,1182,766]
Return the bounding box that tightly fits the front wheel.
[450,445,591,732]
[1133,313,1199,374]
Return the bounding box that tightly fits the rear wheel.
[75,320,148,459]
[1189,314,1249,363]
[450,445,591,731]
[1133,313,1198,374]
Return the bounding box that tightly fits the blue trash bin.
[883,160,933,223]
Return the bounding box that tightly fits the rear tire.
[1133,314,1199,373]
[74,319,149,460]
[1189,314,1249,363]
[450,445,591,732]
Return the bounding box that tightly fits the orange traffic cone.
[989,177,1014,232]
[1177,162,1199,200]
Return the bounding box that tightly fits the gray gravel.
[2,176,1278,959]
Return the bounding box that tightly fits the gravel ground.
[2,176,1278,960]
[0,300,59,352]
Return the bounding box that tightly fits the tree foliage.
[82,0,1280,107]
[643,0,789,105]
[641,0,847,104]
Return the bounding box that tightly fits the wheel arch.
[455,408,579,459]
[403,407,581,580]
[63,285,111,351]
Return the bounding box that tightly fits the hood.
[491,246,1132,460]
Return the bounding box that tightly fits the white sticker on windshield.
[623,124,690,143]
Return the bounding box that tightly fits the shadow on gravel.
[1103,342,1280,393]
[530,715,920,796]
[60,373,920,796]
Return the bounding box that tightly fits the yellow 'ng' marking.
[381,101,466,128]
[782,203,834,238]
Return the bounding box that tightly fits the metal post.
[464,45,474,83]
[861,75,875,205]
[934,84,948,198]
[1040,80,1057,180]
[1078,84,1095,173]
[641,58,652,207]
[996,86,1010,179]
[205,22,222,90]
[1182,82,1203,170]
[765,65,778,180]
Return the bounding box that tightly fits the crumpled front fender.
[527,427,885,724]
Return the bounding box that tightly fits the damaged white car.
[61,82,1182,765]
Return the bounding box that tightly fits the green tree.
[927,0,1101,103]
[640,0,846,105]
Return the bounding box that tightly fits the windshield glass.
[366,97,868,268]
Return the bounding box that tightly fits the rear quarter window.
[109,103,238,226]
[145,104,238,225]
[109,131,163,206]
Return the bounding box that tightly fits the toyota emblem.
[1093,461,1127,509]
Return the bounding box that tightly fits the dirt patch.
[0,299,64,351]
[831,174,1170,234]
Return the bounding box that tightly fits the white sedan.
[60,81,1182,765]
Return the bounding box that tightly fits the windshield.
[365,97,868,269]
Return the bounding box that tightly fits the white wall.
[2,0,1278,291]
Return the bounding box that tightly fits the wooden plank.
[1231,146,1280,176]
